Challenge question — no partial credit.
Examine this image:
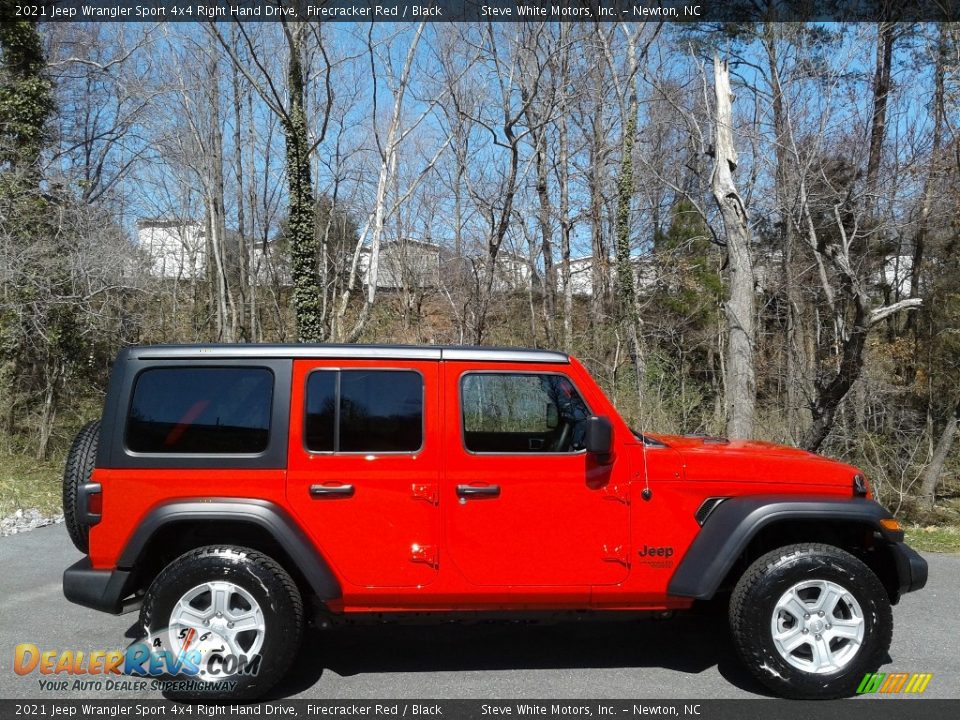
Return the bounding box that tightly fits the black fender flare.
[667,496,902,600]
[118,498,341,601]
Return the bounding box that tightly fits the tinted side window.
[127,367,273,453]
[305,370,423,453]
[304,371,336,452]
[461,373,590,454]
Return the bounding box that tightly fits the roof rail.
[126,344,570,364]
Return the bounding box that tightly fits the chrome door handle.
[456,484,500,498]
[310,484,355,498]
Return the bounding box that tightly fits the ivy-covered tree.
[0,1,53,172]
[0,8,114,458]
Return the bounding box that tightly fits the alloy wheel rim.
[770,579,865,674]
[167,581,265,679]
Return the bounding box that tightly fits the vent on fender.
[695,496,730,525]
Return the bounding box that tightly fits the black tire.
[62,420,100,553]
[140,546,304,701]
[729,543,892,699]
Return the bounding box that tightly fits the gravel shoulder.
[1,509,64,537]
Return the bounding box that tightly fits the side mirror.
[545,403,559,430]
[585,416,613,461]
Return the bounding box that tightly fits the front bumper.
[890,541,928,595]
[63,558,139,614]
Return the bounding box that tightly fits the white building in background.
[493,251,533,292]
[881,254,914,297]
[567,257,595,296]
[137,219,206,279]
[560,255,658,297]
[359,239,442,289]
[357,240,533,293]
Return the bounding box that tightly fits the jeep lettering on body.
[637,545,674,558]
[60,344,928,700]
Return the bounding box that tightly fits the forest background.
[1,13,959,548]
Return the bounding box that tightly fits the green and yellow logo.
[857,672,933,695]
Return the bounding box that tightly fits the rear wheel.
[62,420,100,553]
[140,546,303,700]
[729,543,892,699]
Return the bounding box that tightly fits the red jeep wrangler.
[62,344,927,700]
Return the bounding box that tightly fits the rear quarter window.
[126,367,273,454]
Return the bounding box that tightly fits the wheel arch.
[119,498,341,604]
[667,496,904,602]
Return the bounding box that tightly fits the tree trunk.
[589,135,608,328]
[337,23,425,343]
[588,53,609,331]
[559,110,573,352]
[614,102,644,403]
[906,26,946,335]
[802,291,871,451]
[36,366,59,461]
[533,135,557,345]
[230,30,249,342]
[284,24,323,343]
[473,41,522,346]
[711,56,756,440]
[765,25,799,441]
[206,53,235,343]
[865,22,894,210]
[245,90,260,342]
[920,400,960,510]
[203,205,217,337]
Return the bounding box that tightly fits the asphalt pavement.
[0,524,956,700]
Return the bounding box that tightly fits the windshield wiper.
[631,429,666,447]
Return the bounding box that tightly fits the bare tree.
[518,24,560,345]
[161,30,237,342]
[46,24,157,205]
[334,23,448,342]
[784,107,923,450]
[599,23,662,405]
[906,25,949,335]
[211,20,330,342]
[920,399,959,509]
[711,56,757,440]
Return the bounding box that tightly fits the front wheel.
[139,546,303,700]
[729,543,892,699]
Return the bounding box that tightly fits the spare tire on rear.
[62,420,100,553]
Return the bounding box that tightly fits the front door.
[287,359,440,588]
[443,363,631,587]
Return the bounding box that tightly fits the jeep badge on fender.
[637,545,674,558]
[61,343,928,701]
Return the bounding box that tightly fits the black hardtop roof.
[120,343,570,364]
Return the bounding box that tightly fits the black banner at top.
[3,0,959,22]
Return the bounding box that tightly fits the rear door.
[443,363,631,588]
[287,359,440,588]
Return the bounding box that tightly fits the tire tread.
[62,420,100,553]
[729,542,893,700]
[140,545,304,700]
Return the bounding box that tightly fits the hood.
[649,434,862,489]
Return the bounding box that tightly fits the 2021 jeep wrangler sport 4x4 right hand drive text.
[61,344,927,700]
